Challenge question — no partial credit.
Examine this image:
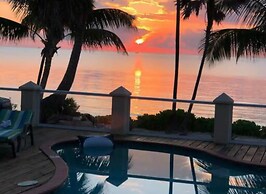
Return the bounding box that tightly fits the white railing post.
[19,81,42,127]
[110,86,131,135]
[213,93,234,144]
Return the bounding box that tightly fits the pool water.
[53,141,266,194]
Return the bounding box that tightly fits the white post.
[110,86,131,135]
[213,93,234,144]
[19,81,42,127]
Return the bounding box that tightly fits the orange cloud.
[128,0,165,15]
[0,0,241,55]
[0,2,19,21]
[105,1,209,54]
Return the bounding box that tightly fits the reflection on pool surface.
[53,141,266,194]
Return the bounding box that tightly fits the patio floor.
[0,127,265,194]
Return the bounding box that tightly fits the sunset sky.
[0,0,239,55]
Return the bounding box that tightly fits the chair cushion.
[0,129,22,141]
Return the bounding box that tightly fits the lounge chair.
[0,109,12,122]
[0,110,34,157]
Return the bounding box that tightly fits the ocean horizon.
[1,46,266,125]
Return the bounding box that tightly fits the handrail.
[131,95,215,105]
[2,86,266,109]
[43,89,111,97]
[234,102,266,108]
[0,87,21,92]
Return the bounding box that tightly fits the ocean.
[1,46,266,125]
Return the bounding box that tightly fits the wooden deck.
[0,127,265,194]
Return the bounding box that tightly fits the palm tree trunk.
[57,35,83,92]
[172,0,181,111]
[187,0,214,114]
[54,34,83,103]
[38,37,60,89]
[40,53,53,89]
[41,31,84,116]
[187,32,210,113]
[37,55,45,86]
[180,0,214,133]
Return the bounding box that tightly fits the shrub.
[259,126,266,138]
[95,115,112,125]
[133,114,158,130]
[132,109,195,131]
[193,117,214,133]
[61,97,80,116]
[232,119,261,137]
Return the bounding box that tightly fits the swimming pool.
[53,140,266,194]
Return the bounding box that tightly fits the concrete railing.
[1,81,265,144]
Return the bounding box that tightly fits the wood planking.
[0,155,54,194]
[234,145,250,160]
[118,135,266,166]
[226,144,242,157]
[196,141,210,149]
[261,150,266,165]
[252,146,266,163]
[243,147,258,162]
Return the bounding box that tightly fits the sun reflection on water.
[134,69,142,96]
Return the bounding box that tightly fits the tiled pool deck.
[0,127,265,194]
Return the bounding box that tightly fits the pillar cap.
[213,93,234,104]
[19,81,42,91]
[110,86,131,96]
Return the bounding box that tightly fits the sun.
[135,70,142,77]
[135,38,144,45]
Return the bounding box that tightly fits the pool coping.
[21,137,76,194]
[22,135,266,194]
[128,139,266,168]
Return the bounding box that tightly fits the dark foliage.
[132,109,266,138]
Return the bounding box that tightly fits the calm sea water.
[1,46,266,125]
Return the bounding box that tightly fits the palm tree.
[172,0,181,111]
[180,0,229,114]
[0,9,57,90]
[205,0,266,62]
[41,1,136,118]
[178,0,244,133]
[8,0,66,89]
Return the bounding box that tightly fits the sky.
[0,0,240,55]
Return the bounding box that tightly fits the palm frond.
[62,0,94,25]
[215,0,248,15]
[179,0,206,19]
[87,9,136,30]
[82,29,127,54]
[203,28,266,63]
[10,0,65,39]
[8,0,31,19]
[21,15,42,36]
[0,17,29,40]
[238,0,266,27]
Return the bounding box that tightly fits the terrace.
[0,128,265,194]
[0,82,266,194]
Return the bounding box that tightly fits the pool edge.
[21,137,77,194]
[22,135,266,194]
[115,137,266,168]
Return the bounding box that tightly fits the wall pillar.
[19,81,42,127]
[213,93,234,144]
[110,86,131,135]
